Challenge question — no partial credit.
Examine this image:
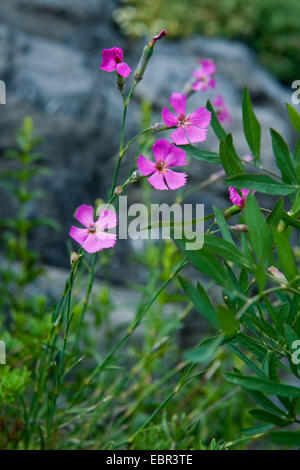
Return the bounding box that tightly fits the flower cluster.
[70,44,248,253]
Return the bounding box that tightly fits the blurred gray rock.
[0,2,296,275]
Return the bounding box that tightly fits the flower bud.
[117,73,125,93]
[70,251,79,267]
[114,185,123,196]
[267,266,287,284]
[134,30,167,84]
[232,224,248,232]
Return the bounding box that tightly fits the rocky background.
[0,0,296,277]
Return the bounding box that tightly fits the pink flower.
[228,187,251,208]
[162,92,211,145]
[69,204,117,253]
[100,47,132,78]
[137,138,187,190]
[192,59,216,92]
[213,95,232,126]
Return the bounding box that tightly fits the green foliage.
[2,41,300,452]
[115,0,300,83]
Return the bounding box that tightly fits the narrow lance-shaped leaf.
[272,229,297,281]
[179,276,219,328]
[225,373,300,397]
[213,205,234,244]
[184,334,225,364]
[286,103,300,134]
[242,87,261,162]
[224,174,299,196]
[206,100,227,140]
[180,144,221,164]
[219,134,245,176]
[245,194,273,263]
[270,129,296,184]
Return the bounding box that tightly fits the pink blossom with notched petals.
[213,95,232,126]
[192,59,216,92]
[162,92,211,145]
[137,138,187,190]
[69,204,117,253]
[228,187,251,208]
[100,47,132,77]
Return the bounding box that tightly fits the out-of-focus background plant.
[115,0,300,83]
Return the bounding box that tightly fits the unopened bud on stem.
[117,73,125,93]
[70,251,80,267]
[114,185,123,196]
[134,30,167,84]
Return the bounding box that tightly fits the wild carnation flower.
[100,47,132,78]
[213,95,232,125]
[137,138,187,190]
[162,92,211,145]
[192,59,216,92]
[69,204,117,253]
[228,187,251,208]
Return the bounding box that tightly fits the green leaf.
[217,306,239,336]
[270,129,296,184]
[225,373,300,397]
[181,145,221,164]
[224,174,299,196]
[249,409,291,427]
[175,238,234,290]
[228,344,265,378]
[245,194,273,262]
[294,139,300,182]
[219,135,245,176]
[241,424,274,436]
[272,229,297,281]
[286,103,300,134]
[184,334,224,364]
[242,87,261,162]
[213,205,234,244]
[204,234,252,269]
[229,334,266,361]
[270,430,300,446]
[206,100,227,140]
[179,277,219,328]
[267,199,284,227]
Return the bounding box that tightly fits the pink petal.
[148,171,168,190]
[189,107,211,129]
[241,189,251,199]
[96,209,118,230]
[186,125,208,143]
[162,107,178,127]
[113,47,123,62]
[170,126,189,145]
[165,169,187,190]
[192,69,205,80]
[229,186,243,207]
[152,138,172,163]
[69,226,88,244]
[192,80,205,92]
[208,78,216,89]
[116,61,132,77]
[74,204,95,228]
[100,48,117,72]
[169,92,187,116]
[165,145,187,167]
[200,59,216,76]
[81,232,116,253]
[213,94,224,108]
[137,154,156,176]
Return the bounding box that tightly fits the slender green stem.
[73,255,96,351]
[71,257,188,404]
